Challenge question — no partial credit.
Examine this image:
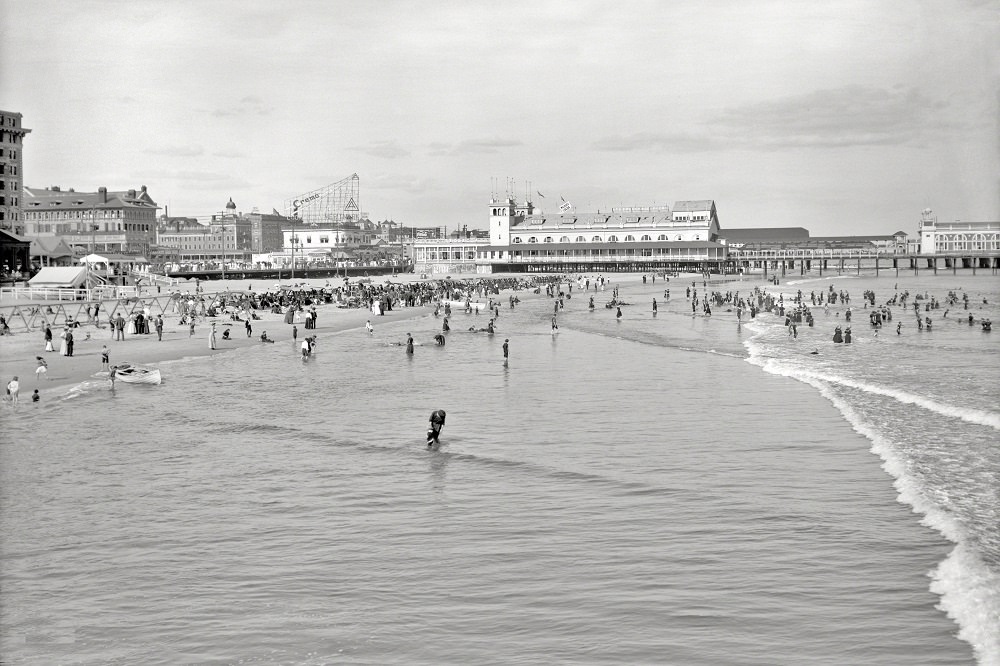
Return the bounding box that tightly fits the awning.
[30,237,75,258]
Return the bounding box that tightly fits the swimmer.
[427,409,446,446]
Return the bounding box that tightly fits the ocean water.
[1,272,997,665]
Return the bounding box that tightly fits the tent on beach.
[78,253,111,265]
[30,237,76,267]
[27,266,89,289]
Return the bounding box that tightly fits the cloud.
[716,85,953,148]
[591,86,957,153]
[145,145,205,157]
[212,149,248,158]
[365,173,438,194]
[134,169,252,190]
[426,138,522,156]
[591,132,716,153]
[350,140,410,159]
[210,96,271,117]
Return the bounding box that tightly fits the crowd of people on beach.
[4,271,995,410]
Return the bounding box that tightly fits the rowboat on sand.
[115,363,162,385]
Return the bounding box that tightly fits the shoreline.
[6,270,992,400]
[0,272,563,397]
[0,302,436,397]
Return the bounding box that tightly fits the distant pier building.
[408,184,999,275]
[470,196,728,274]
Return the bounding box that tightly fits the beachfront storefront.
[412,238,483,274]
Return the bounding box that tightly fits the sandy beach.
[0,271,687,399]
[0,274,488,397]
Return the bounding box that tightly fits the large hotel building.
[0,110,31,236]
[412,192,999,275]
[413,195,729,274]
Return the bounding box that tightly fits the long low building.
[477,240,727,273]
[409,192,1000,275]
[413,197,731,274]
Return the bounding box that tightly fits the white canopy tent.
[78,253,110,264]
[27,266,89,288]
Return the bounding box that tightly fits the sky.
[1,0,997,236]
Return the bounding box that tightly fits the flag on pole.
[537,191,545,198]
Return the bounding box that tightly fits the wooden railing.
[130,269,179,287]
[0,285,141,301]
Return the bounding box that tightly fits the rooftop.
[24,186,158,210]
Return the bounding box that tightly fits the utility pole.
[290,214,297,281]
[221,216,226,283]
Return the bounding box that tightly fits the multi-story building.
[918,208,999,254]
[22,185,159,254]
[155,200,252,264]
[246,209,289,254]
[412,194,730,274]
[468,196,727,273]
[0,110,31,235]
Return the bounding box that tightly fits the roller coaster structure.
[283,173,363,226]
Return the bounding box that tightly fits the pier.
[726,249,1000,277]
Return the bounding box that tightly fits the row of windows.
[417,250,478,260]
[0,148,17,158]
[934,239,999,250]
[935,234,998,241]
[26,210,140,219]
[27,223,152,233]
[508,248,714,257]
[512,234,702,243]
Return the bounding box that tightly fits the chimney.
[99,187,107,204]
[127,189,136,199]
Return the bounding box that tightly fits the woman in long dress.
[59,327,69,356]
[127,314,137,335]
